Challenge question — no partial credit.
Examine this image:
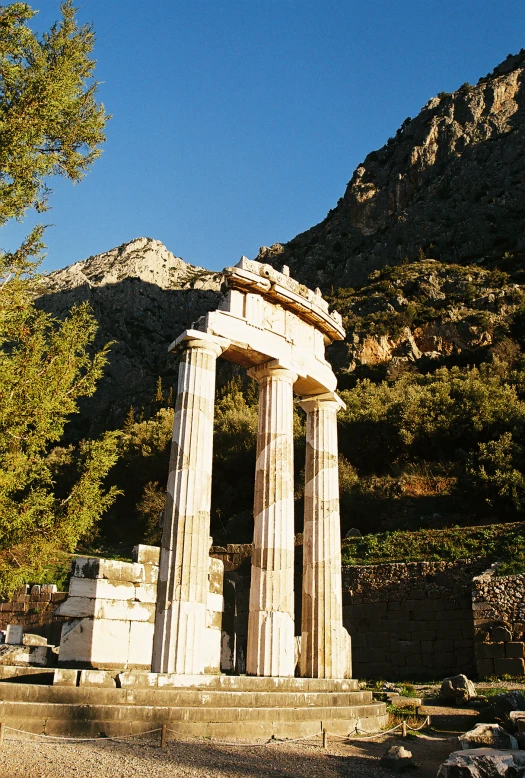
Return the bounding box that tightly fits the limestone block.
[72,557,145,583]
[142,564,159,584]
[58,618,131,668]
[79,669,117,687]
[475,642,505,659]
[208,557,224,594]
[22,633,47,646]
[494,657,525,676]
[207,610,222,630]
[30,585,41,599]
[207,592,224,613]
[5,624,23,645]
[55,597,155,622]
[69,578,136,601]
[506,642,525,658]
[41,584,57,594]
[133,583,158,603]
[204,627,222,674]
[476,659,495,678]
[132,544,160,565]
[128,621,154,667]
[53,669,79,686]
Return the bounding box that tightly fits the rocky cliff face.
[40,238,222,434]
[258,50,525,290]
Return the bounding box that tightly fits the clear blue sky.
[2,1,524,273]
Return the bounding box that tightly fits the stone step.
[0,683,374,708]
[0,700,387,723]
[3,714,388,740]
[117,672,360,692]
[0,699,388,739]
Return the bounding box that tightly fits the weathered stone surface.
[58,618,131,669]
[68,577,136,601]
[79,669,117,687]
[55,597,155,622]
[440,674,476,705]
[259,52,525,293]
[72,557,145,583]
[39,238,223,434]
[53,669,79,686]
[22,633,47,647]
[437,748,525,778]
[246,363,297,678]
[479,690,525,730]
[153,334,226,675]
[299,392,349,679]
[132,544,160,566]
[459,723,518,750]
[5,625,23,645]
[380,745,415,772]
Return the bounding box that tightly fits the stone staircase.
[0,676,388,739]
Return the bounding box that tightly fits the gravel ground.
[0,731,458,778]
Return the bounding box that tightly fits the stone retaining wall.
[0,585,68,646]
[212,547,491,680]
[342,560,488,680]
[472,566,525,678]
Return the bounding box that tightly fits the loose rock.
[440,674,476,705]
[380,745,416,772]
[458,723,518,750]
[438,747,525,778]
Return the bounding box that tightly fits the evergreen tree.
[0,1,114,594]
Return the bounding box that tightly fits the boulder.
[459,723,518,750]
[479,690,525,730]
[380,745,416,772]
[438,748,525,778]
[440,674,476,705]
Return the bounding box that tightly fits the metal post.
[0,723,4,749]
[161,723,167,748]
[322,728,328,749]
[401,720,407,738]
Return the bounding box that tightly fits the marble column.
[246,361,297,677]
[152,332,226,674]
[298,392,349,679]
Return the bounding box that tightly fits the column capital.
[298,391,346,414]
[169,329,230,358]
[247,359,298,385]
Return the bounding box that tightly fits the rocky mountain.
[39,237,222,435]
[39,51,525,428]
[258,50,525,291]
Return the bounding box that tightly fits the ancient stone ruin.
[152,256,350,679]
[0,258,388,738]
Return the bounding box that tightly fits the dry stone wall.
[473,566,525,678]
[213,548,491,680]
[342,561,488,680]
[0,585,67,646]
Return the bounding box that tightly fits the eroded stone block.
[69,578,136,601]
[132,544,160,565]
[5,624,23,645]
[72,557,145,583]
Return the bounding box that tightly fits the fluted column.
[298,392,350,679]
[246,361,297,677]
[152,332,227,674]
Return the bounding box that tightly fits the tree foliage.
[0,2,114,594]
[0,1,109,224]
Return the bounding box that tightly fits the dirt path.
[0,730,460,778]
